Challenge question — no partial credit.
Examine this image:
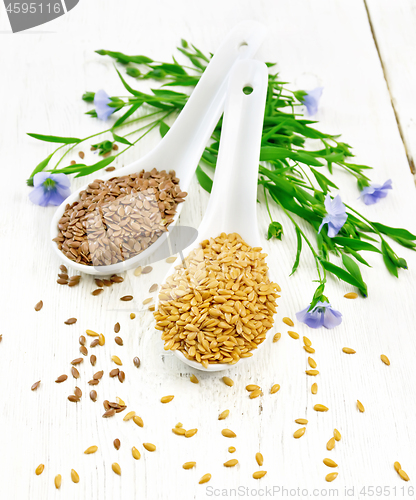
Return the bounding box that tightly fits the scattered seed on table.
[183,462,196,469]
[133,416,143,427]
[304,346,315,354]
[55,374,67,383]
[134,267,142,277]
[93,371,104,380]
[142,266,153,274]
[112,355,122,365]
[89,380,99,386]
[80,346,88,356]
[74,387,82,398]
[308,357,317,368]
[35,464,44,475]
[57,279,68,285]
[175,422,183,428]
[250,389,263,399]
[344,292,358,299]
[103,400,110,410]
[357,400,365,412]
[71,358,83,366]
[185,429,198,438]
[394,461,401,473]
[92,288,104,296]
[327,437,335,451]
[190,374,199,384]
[59,265,67,273]
[90,355,96,366]
[71,469,79,483]
[143,297,153,305]
[123,411,135,421]
[161,395,174,404]
[103,279,112,287]
[282,317,294,327]
[166,256,177,263]
[342,347,356,354]
[246,385,260,392]
[106,165,116,170]
[143,442,156,452]
[398,469,410,481]
[111,275,124,283]
[114,439,120,450]
[381,354,390,366]
[228,447,236,453]
[334,429,341,441]
[79,336,86,346]
[199,473,211,484]
[98,333,105,346]
[172,427,186,436]
[103,409,116,418]
[95,279,104,287]
[270,384,280,394]
[323,458,338,468]
[31,381,41,391]
[114,322,120,333]
[256,453,264,466]
[273,332,281,343]
[54,474,62,489]
[224,459,238,467]
[112,463,121,475]
[222,429,236,438]
[90,339,99,347]
[295,419,308,425]
[116,396,125,406]
[149,284,158,293]
[110,368,119,377]
[78,151,85,159]
[305,370,319,376]
[133,357,140,368]
[68,395,79,402]
[288,331,299,340]
[120,295,133,301]
[303,336,312,346]
[218,410,230,420]
[311,383,318,394]
[86,330,98,337]
[71,367,80,379]
[34,301,43,312]
[132,447,141,460]
[115,336,123,346]
[84,445,98,454]
[253,471,267,479]
[222,376,234,387]
[293,427,306,439]
[326,473,338,482]
[118,371,125,383]
[314,404,328,412]
[64,318,77,325]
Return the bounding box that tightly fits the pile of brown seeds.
[56,264,81,287]
[154,233,279,368]
[53,169,187,266]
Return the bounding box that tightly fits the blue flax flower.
[94,89,115,121]
[303,87,323,116]
[360,179,392,205]
[29,172,71,207]
[318,195,347,238]
[296,301,342,329]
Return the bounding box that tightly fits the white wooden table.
[1,1,416,499]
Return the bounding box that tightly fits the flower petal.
[296,305,325,328]
[330,195,347,216]
[50,173,71,189]
[32,172,51,187]
[303,87,323,116]
[322,307,343,329]
[29,185,48,206]
[94,89,114,121]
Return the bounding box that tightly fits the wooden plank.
[0,0,415,498]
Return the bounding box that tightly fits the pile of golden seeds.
[154,233,279,368]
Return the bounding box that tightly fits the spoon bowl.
[50,22,266,276]
[157,59,271,372]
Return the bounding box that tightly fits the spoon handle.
[199,59,268,241]
[155,21,266,189]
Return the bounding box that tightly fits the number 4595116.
[5,3,62,14]
[359,486,414,496]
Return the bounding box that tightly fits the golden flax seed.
[293,427,306,439]
[323,458,338,468]
[381,354,390,366]
[270,384,280,394]
[253,471,267,479]
[326,472,338,482]
[224,459,238,467]
[256,453,264,466]
[283,317,294,327]
[218,410,230,420]
[357,400,365,412]
[143,442,156,452]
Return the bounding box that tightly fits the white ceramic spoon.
[50,21,266,276]
[159,59,270,372]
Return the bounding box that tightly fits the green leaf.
[82,91,95,102]
[310,283,325,309]
[75,156,115,178]
[290,227,302,276]
[331,237,381,253]
[112,102,142,130]
[345,248,371,267]
[27,152,55,184]
[310,167,338,194]
[196,166,212,193]
[319,258,367,294]
[115,67,142,97]
[341,254,368,296]
[112,131,132,146]
[159,121,170,138]
[373,222,416,241]
[267,221,283,241]
[381,241,398,277]
[27,133,81,144]
[181,39,188,48]
[96,50,153,65]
